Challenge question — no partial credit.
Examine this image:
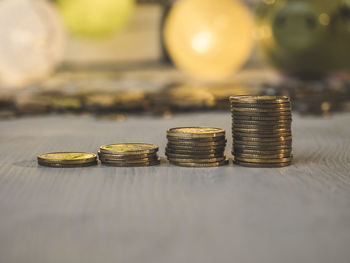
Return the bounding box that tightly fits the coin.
[101,160,161,167]
[231,103,291,109]
[233,160,292,168]
[167,127,225,138]
[99,143,159,155]
[166,144,226,152]
[235,156,293,163]
[168,157,227,163]
[167,135,226,142]
[97,151,157,160]
[232,115,292,121]
[165,152,224,159]
[167,140,226,147]
[233,153,292,159]
[232,111,291,117]
[233,135,292,142]
[232,148,292,155]
[169,159,229,167]
[38,161,98,168]
[99,155,159,163]
[37,152,97,165]
[233,131,292,138]
[165,147,225,155]
[232,119,292,126]
[230,95,290,104]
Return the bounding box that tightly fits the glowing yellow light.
[57,0,135,38]
[319,13,330,26]
[164,0,255,80]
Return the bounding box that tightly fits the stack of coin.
[98,143,160,167]
[166,127,228,167]
[37,152,97,168]
[230,96,293,168]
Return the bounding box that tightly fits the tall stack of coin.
[230,96,293,168]
[166,127,228,167]
[98,143,160,167]
[37,152,97,168]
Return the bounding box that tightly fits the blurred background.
[0,0,350,119]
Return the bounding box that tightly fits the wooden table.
[0,112,349,263]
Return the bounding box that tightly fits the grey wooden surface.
[0,113,349,263]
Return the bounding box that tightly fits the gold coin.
[166,144,226,151]
[232,127,291,133]
[233,153,292,159]
[232,111,291,117]
[233,132,292,138]
[232,119,292,126]
[235,156,293,163]
[234,140,292,147]
[233,144,292,151]
[98,151,157,160]
[166,147,225,155]
[38,160,97,168]
[169,159,229,167]
[233,160,292,168]
[99,143,159,155]
[234,135,292,142]
[167,135,226,142]
[230,96,290,104]
[37,152,97,164]
[165,152,224,159]
[101,160,161,167]
[167,140,226,147]
[232,148,292,155]
[232,124,291,130]
[99,156,159,163]
[168,156,226,163]
[167,127,225,138]
[231,107,291,113]
[230,103,291,109]
[232,115,292,121]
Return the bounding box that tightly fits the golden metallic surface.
[233,160,292,168]
[233,136,292,142]
[99,143,159,155]
[169,160,229,168]
[164,0,255,80]
[101,160,161,167]
[233,153,292,159]
[231,107,291,112]
[167,127,225,138]
[168,157,226,163]
[165,148,225,155]
[165,152,224,159]
[37,152,97,164]
[230,96,290,104]
[38,161,97,168]
[232,119,292,126]
[167,135,226,142]
[235,156,293,163]
[232,115,292,121]
[167,140,226,147]
[233,132,292,138]
[98,151,157,161]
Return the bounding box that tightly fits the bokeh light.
[163,0,255,81]
[0,0,65,87]
[57,0,135,38]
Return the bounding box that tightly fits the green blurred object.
[257,0,350,78]
[56,0,135,38]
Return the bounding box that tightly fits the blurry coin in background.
[0,0,65,87]
[57,0,135,38]
[163,0,255,80]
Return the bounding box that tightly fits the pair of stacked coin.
[230,96,293,168]
[165,127,228,167]
[38,152,97,168]
[98,143,160,167]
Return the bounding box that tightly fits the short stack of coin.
[37,152,97,168]
[166,127,228,167]
[230,96,293,168]
[98,143,160,167]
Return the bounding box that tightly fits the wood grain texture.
[0,113,350,263]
